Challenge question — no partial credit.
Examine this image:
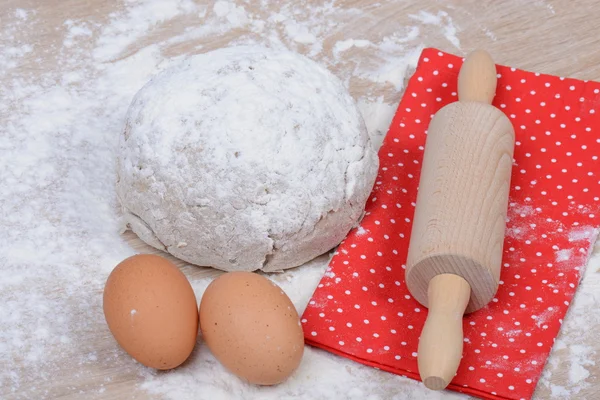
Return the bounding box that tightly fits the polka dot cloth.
[302,48,600,400]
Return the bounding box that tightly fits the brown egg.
[199,271,304,385]
[103,254,198,370]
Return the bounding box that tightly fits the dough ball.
[116,46,378,272]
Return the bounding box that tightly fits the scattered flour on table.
[408,11,460,49]
[555,249,573,262]
[0,0,597,399]
[568,226,598,243]
[538,247,600,398]
[355,226,369,237]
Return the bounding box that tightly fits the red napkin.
[301,48,600,400]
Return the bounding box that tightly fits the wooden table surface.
[2,0,599,399]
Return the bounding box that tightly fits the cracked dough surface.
[116,45,378,272]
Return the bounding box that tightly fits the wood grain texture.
[2,0,600,399]
[418,273,471,390]
[458,50,497,104]
[406,102,514,312]
[409,50,512,387]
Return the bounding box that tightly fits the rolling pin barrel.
[405,50,515,390]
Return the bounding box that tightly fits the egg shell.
[103,254,198,370]
[199,271,304,385]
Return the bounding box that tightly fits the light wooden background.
[2,0,599,399]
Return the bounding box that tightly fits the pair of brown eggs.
[103,254,305,385]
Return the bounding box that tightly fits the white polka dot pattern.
[301,48,599,400]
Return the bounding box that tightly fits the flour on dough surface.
[2,1,596,399]
[117,46,378,272]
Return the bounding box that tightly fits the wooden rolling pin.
[405,49,515,390]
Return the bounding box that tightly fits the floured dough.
[116,46,378,272]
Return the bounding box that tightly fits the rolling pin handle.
[418,274,471,390]
[457,49,497,104]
